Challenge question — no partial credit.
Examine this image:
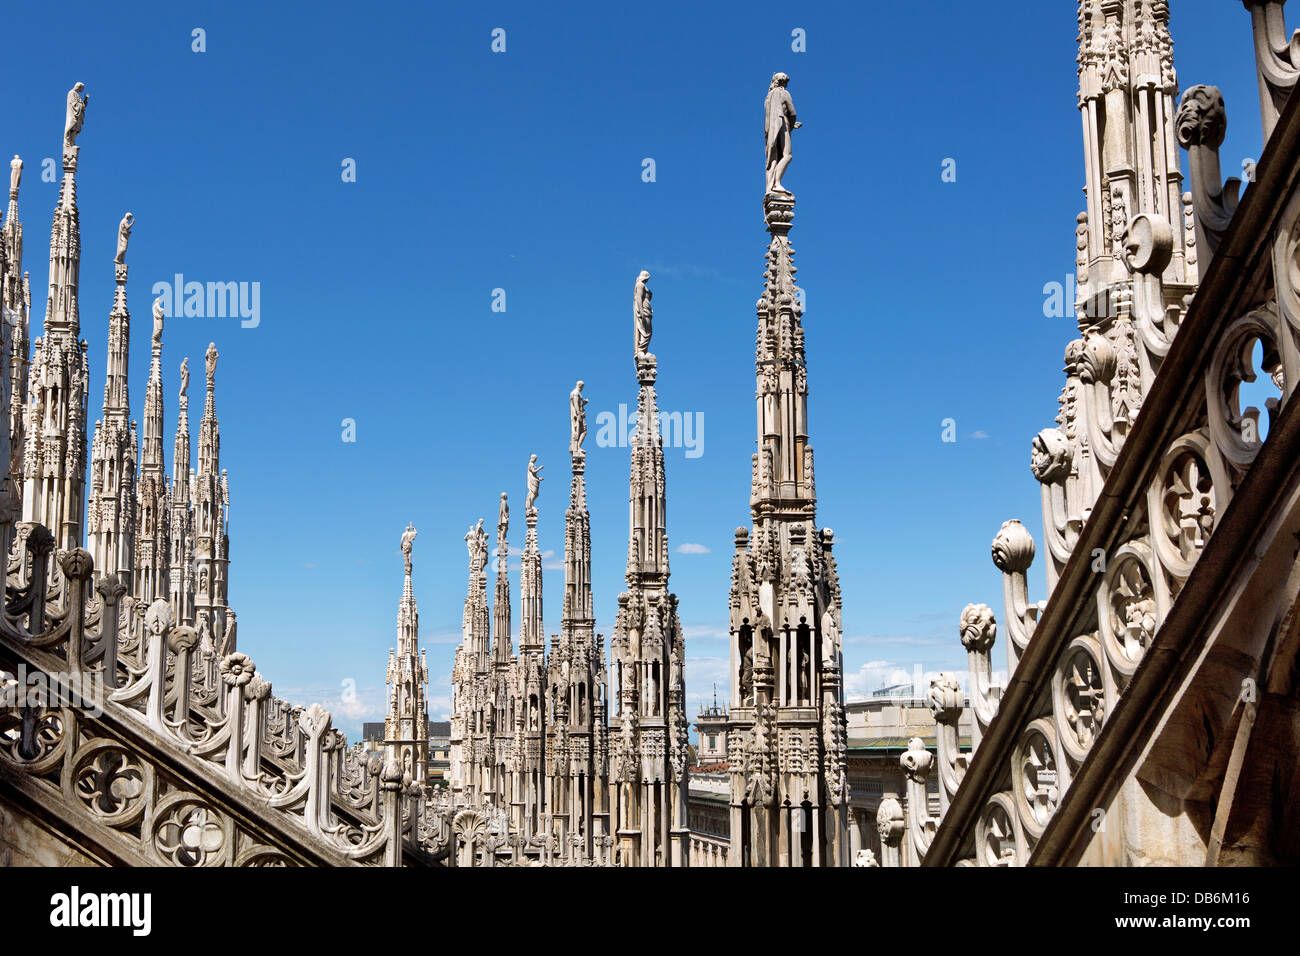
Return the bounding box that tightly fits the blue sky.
[5,1,1265,739]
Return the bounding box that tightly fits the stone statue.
[821,608,839,667]
[525,454,544,511]
[114,212,134,265]
[64,82,88,150]
[569,380,588,454]
[401,522,417,575]
[740,645,754,704]
[205,342,218,382]
[633,271,653,356]
[8,156,20,199]
[179,357,190,398]
[152,298,164,348]
[764,73,800,195]
[467,519,488,572]
[465,520,486,568]
[498,493,509,537]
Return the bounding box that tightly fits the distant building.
[693,688,728,767]
[844,691,976,864]
[361,719,451,787]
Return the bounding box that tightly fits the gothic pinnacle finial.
[151,297,165,353]
[764,72,799,197]
[401,522,417,576]
[8,155,21,201]
[204,342,218,386]
[63,82,87,159]
[569,380,589,456]
[634,270,653,362]
[113,212,133,267]
[525,454,543,513]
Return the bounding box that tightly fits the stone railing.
[689,832,729,867]
[889,2,1300,867]
[0,521,448,866]
[443,806,615,866]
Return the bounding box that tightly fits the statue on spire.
[497,493,509,551]
[114,212,134,266]
[465,519,487,571]
[8,156,21,199]
[204,342,218,384]
[64,83,88,150]
[569,380,589,454]
[526,454,544,511]
[179,357,190,399]
[764,73,800,195]
[634,270,653,357]
[152,298,165,348]
[401,522,417,575]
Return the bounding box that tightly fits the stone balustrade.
[688,832,728,867]
[0,520,448,866]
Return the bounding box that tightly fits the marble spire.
[386,523,429,782]
[135,298,170,604]
[22,83,91,550]
[88,212,138,589]
[609,272,689,867]
[546,382,611,859]
[3,154,29,491]
[193,342,232,651]
[169,358,195,624]
[727,73,849,867]
[492,493,513,667]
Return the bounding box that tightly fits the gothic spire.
[193,342,231,648]
[140,299,165,486]
[546,380,611,859]
[168,357,194,624]
[520,480,543,654]
[562,384,593,634]
[2,155,28,505]
[463,517,491,673]
[134,297,169,604]
[171,358,192,506]
[44,82,87,338]
[609,271,689,867]
[387,523,428,782]
[87,211,138,586]
[493,493,513,665]
[22,82,91,550]
[727,74,849,867]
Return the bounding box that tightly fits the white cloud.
[844,660,913,699]
[675,542,710,555]
[276,679,385,728]
[683,623,729,641]
[842,661,1008,702]
[684,655,730,711]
